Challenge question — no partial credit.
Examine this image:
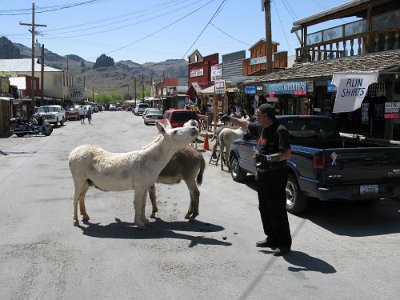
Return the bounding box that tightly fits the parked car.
[228,115,400,213]
[109,104,117,111]
[142,108,160,119]
[65,105,80,121]
[143,109,163,125]
[159,109,200,129]
[133,103,150,115]
[35,105,66,126]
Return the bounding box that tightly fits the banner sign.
[244,85,256,94]
[332,71,378,113]
[265,81,307,95]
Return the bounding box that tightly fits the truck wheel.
[230,155,246,182]
[286,174,308,214]
[60,118,64,126]
[16,133,25,137]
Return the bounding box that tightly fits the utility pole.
[134,77,137,105]
[19,2,46,110]
[263,0,272,74]
[141,73,144,101]
[40,44,44,105]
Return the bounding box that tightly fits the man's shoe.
[273,247,291,256]
[256,239,277,249]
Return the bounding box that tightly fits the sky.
[0,0,356,64]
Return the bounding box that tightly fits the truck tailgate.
[323,147,400,184]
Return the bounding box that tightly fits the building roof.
[0,59,62,72]
[243,50,400,84]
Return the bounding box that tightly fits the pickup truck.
[35,105,66,127]
[228,115,400,214]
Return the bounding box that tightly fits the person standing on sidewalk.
[86,106,92,124]
[220,104,292,256]
[78,106,85,124]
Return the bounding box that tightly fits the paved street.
[0,111,399,299]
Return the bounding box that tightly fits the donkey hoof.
[136,222,145,228]
[82,214,90,221]
[73,219,79,226]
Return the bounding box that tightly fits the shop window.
[393,79,400,95]
[367,82,385,97]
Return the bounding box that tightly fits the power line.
[0,0,100,15]
[280,0,297,21]
[41,0,192,33]
[104,0,217,58]
[210,22,250,46]
[273,0,292,52]
[42,0,204,38]
[181,0,227,58]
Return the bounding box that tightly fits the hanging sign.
[332,71,378,113]
[244,85,256,94]
[384,102,400,119]
[214,80,226,94]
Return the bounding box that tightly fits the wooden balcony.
[296,27,400,63]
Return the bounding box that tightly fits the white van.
[133,103,149,115]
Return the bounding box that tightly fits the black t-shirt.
[248,121,291,167]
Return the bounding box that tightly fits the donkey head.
[156,122,199,149]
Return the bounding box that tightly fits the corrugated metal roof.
[243,50,400,84]
[0,59,62,72]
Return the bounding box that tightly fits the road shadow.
[78,218,231,247]
[260,250,336,274]
[236,177,400,237]
[300,198,400,237]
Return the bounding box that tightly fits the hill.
[0,36,188,95]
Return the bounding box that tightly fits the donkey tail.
[196,155,206,186]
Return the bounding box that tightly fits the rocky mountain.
[0,36,188,94]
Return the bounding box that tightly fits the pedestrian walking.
[86,106,92,124]
[78,106,85,124]
[220,103,292,256]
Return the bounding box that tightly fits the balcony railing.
[296,27,400,63]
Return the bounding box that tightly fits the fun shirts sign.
[332,71,378,113]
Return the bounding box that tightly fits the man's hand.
[220,114,230,123]
[255,153,272,165]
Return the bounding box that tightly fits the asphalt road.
[0,111,399,299]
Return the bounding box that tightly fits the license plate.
[360,185,379,195]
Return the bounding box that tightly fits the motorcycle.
[10,116,53,137]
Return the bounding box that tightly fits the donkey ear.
[156,121,166,134]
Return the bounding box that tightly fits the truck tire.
[60,118,64,126]
[230,155,247,182]
[286,173,308,214]
[16,133,25,137]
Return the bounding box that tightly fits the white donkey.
[218,127,244,170]
[68,121,199,227]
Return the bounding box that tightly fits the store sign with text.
[211,64,222,81]
[214,80,226,94]
[190,68,204,78]
[244,85,256,94]
[384,102,400,119]
[265,81,307,95]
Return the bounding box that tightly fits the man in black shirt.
[220,104,292,256]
